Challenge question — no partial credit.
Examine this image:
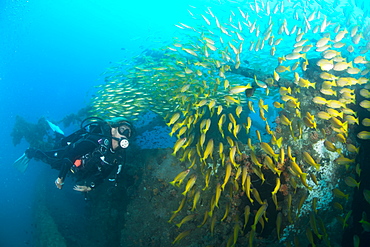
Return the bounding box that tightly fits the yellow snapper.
[172,137,187,155]
[303,152,320,170]
[360,89,370,98]
[362,118,370,127]
[332,188,349,200]
[202,139,214,161]
[170,169,190,186]
[333,61,353,71]
[360,100,370,109]
[317,111,332,120]
[222,163,232,190]
[264,155,282,176]
[324,140,341,153]
[285,52,306,60]
[317,59,334,71]
[358,131,370,139]
[344,176,360,189]
[167,113,181,126]
[298,78,316,88]
[313,96,328,105]
[182,175,197,196]
[229,84,252,94]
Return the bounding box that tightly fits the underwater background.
[0,0,190,245]
[1,0,370,246]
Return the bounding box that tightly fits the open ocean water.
[1,0,370,246]
[0,0,191,245]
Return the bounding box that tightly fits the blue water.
[2,0,369,246]
[0,0,197,245]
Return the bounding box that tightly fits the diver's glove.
[55,177,64,189]
[73,185,92,192]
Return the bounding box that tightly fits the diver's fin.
[46,120,65,135]
[13,153,30,173]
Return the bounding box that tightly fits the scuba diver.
[13,117,133,192]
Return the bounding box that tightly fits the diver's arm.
[92,164,116,188]
[73,166,115,192]
[54,140,97,189]
[54,158,73,189]
[75,164,116,192]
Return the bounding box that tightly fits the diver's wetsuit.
[26,122,124,189]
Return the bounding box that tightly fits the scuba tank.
[60,117,110,147]
[67,117,128,183]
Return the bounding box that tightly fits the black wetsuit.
[27,122,124,189]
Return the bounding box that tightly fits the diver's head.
[107,117,133,150]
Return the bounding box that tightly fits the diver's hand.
[73,185,92,192]
[55,177,64,189]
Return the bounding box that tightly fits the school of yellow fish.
[90,0,370,246]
